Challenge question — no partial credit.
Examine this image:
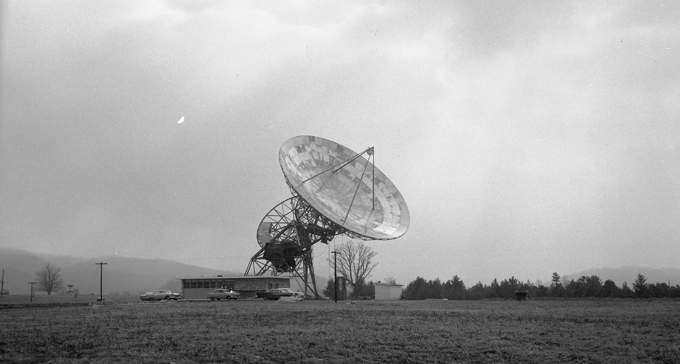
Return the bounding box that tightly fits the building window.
[268,283,273,289]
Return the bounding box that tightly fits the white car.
[207,289,240,300]
[140,290,182,301]
[279,291,305,302]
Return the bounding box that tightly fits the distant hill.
[0,247,330,296]
[564,266,680,287]
[60,256,242,296]
[33,252,86,268]
[0,247,240,295]
[0,247,54,294]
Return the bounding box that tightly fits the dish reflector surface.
[279,135,410,240]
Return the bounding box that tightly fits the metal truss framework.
[245,194,368,297]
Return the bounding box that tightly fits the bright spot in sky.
[177,116,184,124]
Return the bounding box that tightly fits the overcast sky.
[1,1,678,286]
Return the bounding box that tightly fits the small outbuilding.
[374,282,403,301]
[181,276,291,299]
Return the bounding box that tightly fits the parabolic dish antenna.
[279,135,410,240]
[245,135,409,297]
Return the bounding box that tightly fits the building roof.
[374,282,403,287]
[180,276,291,280]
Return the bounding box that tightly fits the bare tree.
[332,240,378,294]
[35,264,64,296]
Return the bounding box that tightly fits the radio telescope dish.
[279,135,410,240]
[245,135,409,298]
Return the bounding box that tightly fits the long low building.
[181,276,291,299]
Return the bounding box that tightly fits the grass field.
[1,297,679,363]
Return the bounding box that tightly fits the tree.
[447,275,466,300]
[403,277,427,300]
[550,273,565,297]
[551,272,561,287]
[467,281,487,300]
[332,240,378,295]
[535,285,548,297]
[585,275,603,297]
[322,278,336,300]
[572,275,603,297]
[563,279,576,298]
[633,273,648,298]
[350,279,376,298]
[427,278,442,299]
[621,281,635,298]
[35,264,64,296]
[490,278,501,298]
[353,280,375,298]
[648,282,670,298]
[600,280,620,298]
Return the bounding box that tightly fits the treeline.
[402,273,680,300]
[323,279,376,300]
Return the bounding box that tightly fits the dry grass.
[1,298,679,363]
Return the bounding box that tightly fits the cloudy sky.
[1,1,678,286]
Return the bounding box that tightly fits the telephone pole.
[95,262,107,302]
[331,250,338,303]
[1,269,4,298]
[29,281,37,303]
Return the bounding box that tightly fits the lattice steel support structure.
[245,195,353,297]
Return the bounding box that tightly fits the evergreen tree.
[621,281,635,298]
[403,277,427,300]
[633,273,648,298]
[490,278,501,298]
[467,281,486,300]
[551,272,561,287]
[428,278,443,299]
[535,285,548,297]
[550,272,565,297]
[449,275,466,300]
[322,279,336,300]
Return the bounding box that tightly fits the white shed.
[374,282,403,301]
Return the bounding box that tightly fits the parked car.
[207,289,240,300]
[140,290,182,301]
[256,288,295,300]
[278,291,305,302]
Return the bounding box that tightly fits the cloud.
[1,1,679,285]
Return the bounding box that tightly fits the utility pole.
[95,262,107,302]
[1,269,4,298]
[29,281,37,303]
[331,250,338,303]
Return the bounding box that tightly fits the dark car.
[256,288,295,300]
